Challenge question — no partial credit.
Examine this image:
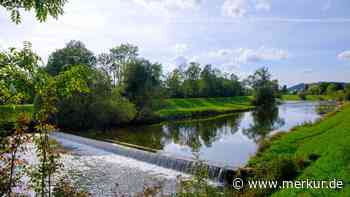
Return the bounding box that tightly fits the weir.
[50,132,237,183]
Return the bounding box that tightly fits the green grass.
[0,104,33,124]
[281,94,333,101]
[248,103,350,196]
[156,96,254,120]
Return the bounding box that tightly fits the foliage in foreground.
[0,43,92,197]
[0,0,67,24]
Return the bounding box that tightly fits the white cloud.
[338,50,350,60]
[174,43,189,55]
[207,47,289,68]
[222,0,247,17]
[208,49,233,58]
[236,47,289,63]
[133,0,201,15]
[222,0,271,17]
[255,0,270,11]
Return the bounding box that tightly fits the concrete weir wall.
[50,131,237,183]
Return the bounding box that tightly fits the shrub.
[267,156,298,181]
[51,65,136,130]
[93,90,136,128]
[298,92,307,100]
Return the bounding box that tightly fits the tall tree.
[0,0,67,24]
[124,58,162,111]
[246,67,278,106]
[326,84,338,95]
[165,69,184,98]
[98,43,138,86]
[183,62,201,97]
[46,40,96,76]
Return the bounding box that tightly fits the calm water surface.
[85,101,321,167]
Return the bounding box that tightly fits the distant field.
[0,104,33,124]
[248,103,350,196]
[281,94,332,101]
[156,96,254,120]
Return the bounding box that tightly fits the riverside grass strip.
[157,96,254,120]
[248,103,350,196]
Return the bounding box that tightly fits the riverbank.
[0,97,254,125]
[156,96,254,120]
[281,94,332,101]
[246,103,350,196]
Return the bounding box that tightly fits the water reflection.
[163,113,243,152]
[83,101,321,166]
[242,105,285,142]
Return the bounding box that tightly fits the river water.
[52,101,322,196]
[82,101,321,167]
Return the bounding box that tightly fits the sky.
[1,0,350,86]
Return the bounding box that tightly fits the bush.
[267,156,298,181]
[35,65,137,130]
[92,89,136,128]
[298,92,307,100]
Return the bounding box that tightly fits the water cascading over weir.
[50,132,237,184]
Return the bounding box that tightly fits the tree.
[165,69,184,98]
[298,91,307,100]
[308,85,321,95]
[124,58,162,119]
[0,41,41,104]
[345,84,350,101]
[318,82,330,94]
[46,40,96,76]
[326,84,338,95]
[98,43,138,86]
[52,65,136,130]
[199,64,217,97]
[281,85,288,94]
[246,67,278,106]
[183,62,201,97]
[0,0,67,24]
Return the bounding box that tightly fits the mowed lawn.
[157,96,254,120]
[248,103,350,196]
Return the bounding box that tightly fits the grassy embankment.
[156,96,254,120]
[281,94,332,101]
[0,97,253,125]
[247,103,350,196]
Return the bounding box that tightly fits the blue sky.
[1,0,349,86]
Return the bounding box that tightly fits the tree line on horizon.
[0,40,324,131]
[294,82,350,101]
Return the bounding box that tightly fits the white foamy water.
[51,134,190,196]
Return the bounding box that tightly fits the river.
[51,101,322,196]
